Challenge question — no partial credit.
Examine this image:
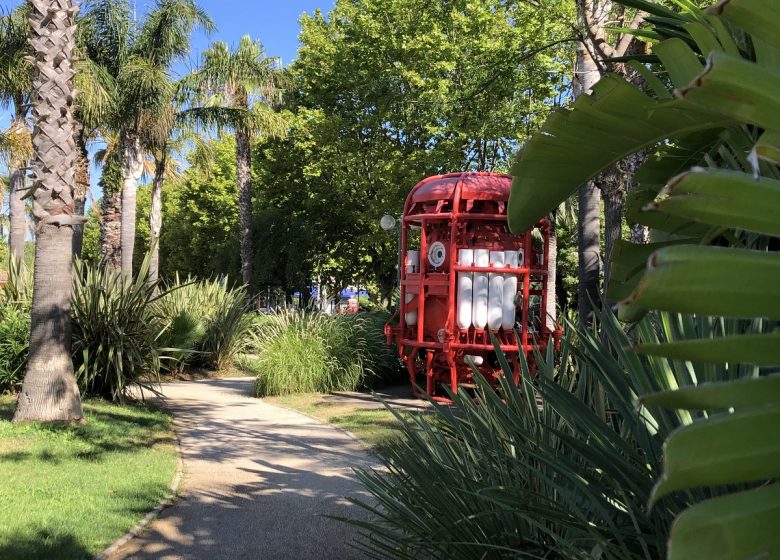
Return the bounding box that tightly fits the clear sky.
[0,0,334,67]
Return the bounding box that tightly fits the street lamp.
[380,214,402,308]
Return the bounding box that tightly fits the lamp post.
[381,214,402,309]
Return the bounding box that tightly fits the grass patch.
[0,395,177,560]
[265,393,409,451]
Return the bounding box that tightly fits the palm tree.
[78,0,212,274]
[14,0,83,422]
[115,0,212,277]
[184,36,287,292]
[0,6,32,266]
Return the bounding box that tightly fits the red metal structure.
[385,172,557,401]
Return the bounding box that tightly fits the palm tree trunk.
[99,190,122,270]
[236,126,254,291]
[72,130,90,256]
[545,212,558,331]
[148,156,165,286]
[120,132,144,278]
[574,0,609,325]
[8,167,26,264]
[601,164,624,292]
[14,0,83,423]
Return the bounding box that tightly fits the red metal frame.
[385,172,559,402]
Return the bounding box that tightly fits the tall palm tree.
[0,6,33,266]
[184,36,287,292]
[14,0,84,423]
[78,0,212,275]
[115,0,212,277]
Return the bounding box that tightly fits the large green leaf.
[508,73,733,233]
[635,332,780,366]
[619,245,780,321]
[650,168,780,236]
[667,483,780,560]
[651,405,780,500]
[709,0,780,51]
[679,51,780,133]
[641,374,780,409]
[654,38,704,88]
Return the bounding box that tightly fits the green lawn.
[0,395,177,560]
[265,392,410,451]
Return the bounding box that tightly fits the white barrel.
[472,249,489,329]
[503,250,519,330]
[457,249,474,330]
[404,250,419,326]
[488,251,505,330]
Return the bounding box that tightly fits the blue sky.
[0,0,334,213]
[0,0,334,67]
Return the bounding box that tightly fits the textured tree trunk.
[8,168,26,264]
[148,156,165,286]
[545,212,558,332]
[577,182,601,322]
[14,0,83,423]
[119,132,144,278]
[72,130,90,256]
[236,126,254,291]
[601,165,624,292]
[99,190,122,270]
[574,0,610,325]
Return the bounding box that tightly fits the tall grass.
[249,310,401,396]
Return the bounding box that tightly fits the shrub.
[157,276,252,371]
[0,306,29,393]
[250,310,400,396]
[347,309,753,560]
[71,259,167,401]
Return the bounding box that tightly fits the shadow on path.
[112,379,377,560]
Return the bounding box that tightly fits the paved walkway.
[111,378,379,560]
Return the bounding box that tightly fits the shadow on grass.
[0,397,173,463]
[0,530,91,560]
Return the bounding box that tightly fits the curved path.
[110,378,379,560]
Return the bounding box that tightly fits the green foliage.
[509,1,780,558]
[1,254,31,311]
[158,136,240,280]
[80,206,101,264]
[249,310,400,396]
[0,306,29,393]
[0,395,176,559]
[71,258,167,402]
[157,275,252,370]
[351,313,686,559]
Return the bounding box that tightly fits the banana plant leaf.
[508,68,733,234]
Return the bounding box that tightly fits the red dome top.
[408,172,511,205]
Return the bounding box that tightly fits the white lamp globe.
[380,214,396,231]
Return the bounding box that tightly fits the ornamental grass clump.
[250,310,400,396]
[71,258,168,402]
[0,306,29,392]
[347,308,764,560]
[157,275,252,371]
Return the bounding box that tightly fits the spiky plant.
[14,0,84,422]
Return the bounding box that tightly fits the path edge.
[93,416,185,560]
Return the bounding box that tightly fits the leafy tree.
[255,0,574,304]
[14,0,83,422]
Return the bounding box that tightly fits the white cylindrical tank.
[404,250,419,326]
[488,251,505,330]
[503,250,519,330]
[457,249,474,330]
[472,249,489,329]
